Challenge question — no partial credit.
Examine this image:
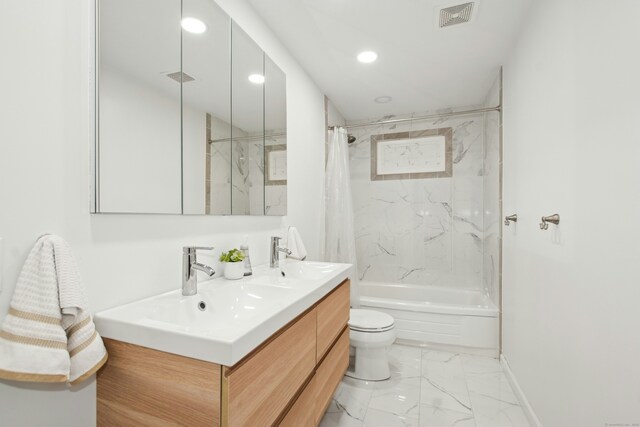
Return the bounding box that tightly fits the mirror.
[97,0,182,214]
[181,0,231,215]
[94,0,286,215]
[230,23,264,215]
[264,56,287,215]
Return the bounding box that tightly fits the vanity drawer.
[280,327,349,427]
[97,339,221,427]
[223,309,317,427]
[316,279,350,361]
[313,327,350,424]
[279,375,317,427]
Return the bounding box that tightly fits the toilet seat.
[349,309,395,333]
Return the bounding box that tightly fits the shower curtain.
[325,127,360,307]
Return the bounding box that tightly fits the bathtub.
[357,281,499,356]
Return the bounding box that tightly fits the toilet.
[346,309,396,381]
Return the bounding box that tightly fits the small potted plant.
[219,248,246,280]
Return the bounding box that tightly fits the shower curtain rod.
[327,105,501,130]
[209,132,286,144]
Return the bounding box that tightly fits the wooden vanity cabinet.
[316,281,350,361]
[97,279,350,427]
[222,309,317,426]
[280,328,349,427]
[97,339,221,426]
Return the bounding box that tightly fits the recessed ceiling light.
[181,17,207,34]
[374,96,393,104]
[357,51,378,63]
[248,74,265,84]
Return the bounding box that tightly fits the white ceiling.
[247,0,533,121]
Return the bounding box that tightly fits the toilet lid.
[349,309,395,332]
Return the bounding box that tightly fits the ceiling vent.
[438,2,475,28]
[166,71,195,83]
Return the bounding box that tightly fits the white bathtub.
[358,282,499,356]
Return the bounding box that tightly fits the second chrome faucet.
[270,236,291,268]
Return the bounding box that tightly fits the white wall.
[502,0,640,425]
[326,97,346,129]
[0,0,326,425]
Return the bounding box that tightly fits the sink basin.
[94,260,353,366]
[243,261,351,287]
[280,261,345,280]
[144,283,292,333]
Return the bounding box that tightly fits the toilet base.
[344,346,391,381]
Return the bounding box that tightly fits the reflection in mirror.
[98,0,182,213]
[264,56,287,215]
[181,0,231,215]
[95,1,287,216]
[230,23,264,215]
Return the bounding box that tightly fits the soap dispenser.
[240,235,252,276]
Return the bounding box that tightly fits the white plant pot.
[224,262,244,280]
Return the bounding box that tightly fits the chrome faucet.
[270,236,292,268]
[182,246,215,296]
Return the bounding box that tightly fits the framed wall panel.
[371,128,453,181]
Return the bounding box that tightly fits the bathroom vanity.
[94,262,352,426]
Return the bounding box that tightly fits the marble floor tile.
[389,344,423,362]
[322,344,529,427]
[468,391,530,427]
[362,408,420,427]
[460,354,503,375]
[462,357,529,427]
[419,405,477,427]
[369,377,421,417]
[332,377,376,421]
[420,374,473,415]
[421,351,472,414]
[422,350,462,363]
[465,372,518,402]
[422,351,466,381]
[388,345,422,379]
[320,405,364,427]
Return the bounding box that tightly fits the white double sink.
[94,261,353,366]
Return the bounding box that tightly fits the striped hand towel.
[0,235,108,384]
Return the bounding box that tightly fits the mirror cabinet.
[94,0,287,215]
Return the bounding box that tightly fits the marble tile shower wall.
[209,122,287,215]
[264,134,287,215]
[208,115,235,215]
[348,112,487,289]
[483,76,502,304]
[211,136,261,215]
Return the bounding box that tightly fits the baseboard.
[500,354,543,427]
